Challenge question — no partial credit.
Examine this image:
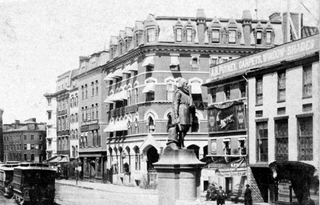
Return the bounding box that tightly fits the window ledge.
[277,100,285,103]
[255,104,263,107]
[302,96,312,99]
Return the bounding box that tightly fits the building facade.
[78,51,109,181]
[2,118,46,163]
[100,9,285,188]
[44,93,58,159]
[206,34,319,203]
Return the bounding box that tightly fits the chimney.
[242,10,252,46]
[282,12,303,43]
[196,9,207,44]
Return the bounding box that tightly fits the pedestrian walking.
[244,184,253,205]
[206,183,217,201]
[216,186,226,205]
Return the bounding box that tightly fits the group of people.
[206,183,252,205]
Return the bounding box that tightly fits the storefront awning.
[170,56,180,66]
[113,90,127,101]
[103,122,115,132]
[142,83,155,93]
[104,72,115,81]
[113,69,123,78]
[104,94,115,103]
[123,62,138,73]
[114,120,128,131]
[142,56,154,67]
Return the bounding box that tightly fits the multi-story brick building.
[99,9,285,188]
[44,93,58,159]
[77,51,109,180]
[205,33,319,203]
[0,109,4,162]
[3,118,46,163]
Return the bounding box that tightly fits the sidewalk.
[55,179,158,195]
[56,179,269,205]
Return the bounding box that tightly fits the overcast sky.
[0,0,318,124]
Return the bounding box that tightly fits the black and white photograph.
[0,0,319,204]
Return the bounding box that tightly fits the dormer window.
[186,28,193,42]
[228,30,236,44]
[257,30,262,45]
[135,32,139,46]
[147,28,155,42]
[212,29,220,43]
[176,28,182,42]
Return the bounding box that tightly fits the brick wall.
[247,167,264,203]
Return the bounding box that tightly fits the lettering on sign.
[209,35,318,80]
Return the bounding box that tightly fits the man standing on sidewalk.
[216,186,226,205]
[244,184,252,205]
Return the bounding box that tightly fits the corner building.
[100,9,284,188]
[206,34,319,204]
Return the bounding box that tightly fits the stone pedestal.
[154,147,205,205]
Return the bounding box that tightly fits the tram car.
[0,163,19,197]
[12,163,56,205]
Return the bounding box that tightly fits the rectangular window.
[92,83,94,97]
[223,140,231,155]
[212,29,220,43]
[85,85,88,99]
[146,92,155,102]
[135,88,139,104]
[24,135,27,140]
[191,57,199,69]
[275,119,288,161]
[256,121,268,162]
[166,84,174,101]
[96,83,98,96]
[186,29,192,42]
[239,81,246,98]
[135,153,141,170]
[176,28,182,42]
[257,31,262,44]
[298,117,313,160]
[39,135,42,140]
[24,154,27,161]
[210,58,218,66]
[31,154,34,161]
[256,77,263,105]
[303,64,312,97]
[31,135,34,140]
[278,71,286,102]
[224,85,230,100]
[228,30,236,44]
[147,28,155,42]
[31,144,35,150]
[266,31,272,44]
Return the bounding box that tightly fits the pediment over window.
[144,13,158,27]
[255,21,263,30]
[209,17,222,28]
[174,18,183,27]
[227,17,238,29]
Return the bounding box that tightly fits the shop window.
[209,87,217,103]
[303,64,312,98]
[147,28,155,42]
[176,28,182,42]
[275,119,288,161]
[256,31,262,45]
[224,84,231,100]
[256,77,263,105]
[297,117,313,160]
[239,81,246,98]
[228,30,236,44]
[238,139,246,155]
[223,139,231,155]
[256,121,268,162]
[186,28,193,42]
[212,29,220,43]
[278,71,286,102]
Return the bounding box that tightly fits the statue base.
[154,146,205,205]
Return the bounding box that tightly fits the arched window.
[148,116,155,133]
[173,19,183,42]
[133,146,141,170]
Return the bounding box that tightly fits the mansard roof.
[124,27,133,37]
[134,21,144,31]
[109,36,118,46]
